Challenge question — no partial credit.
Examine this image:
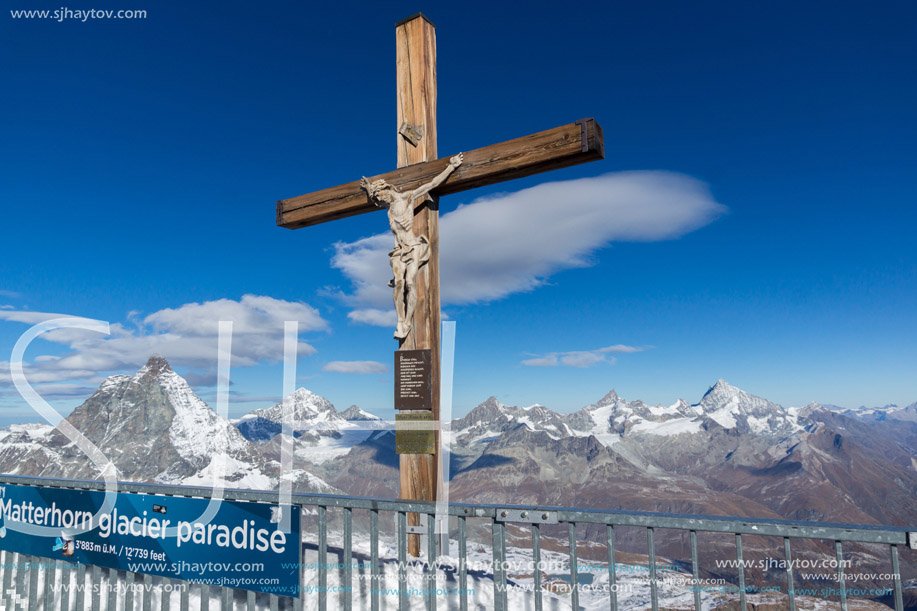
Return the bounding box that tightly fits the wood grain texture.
[276,118,605,228]
[395,14,439,558]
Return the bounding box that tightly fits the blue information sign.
[0,483,300,597]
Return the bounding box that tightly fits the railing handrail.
[0,473,911,545]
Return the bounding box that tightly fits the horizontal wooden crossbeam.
[277,118,604,229]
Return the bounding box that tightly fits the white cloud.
[331,171,725,308]
[322,361,388,374]
[347,308,396,327]
[522,344,646,368]
[0,295,328,386]
[31,383,103,398]
[0,290,21,299]
[596,344,645,354]
[520,356,560,367]
[145,295,326,338]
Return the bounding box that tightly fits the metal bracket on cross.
[398,122,424,147]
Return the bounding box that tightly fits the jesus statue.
[361,153,464,340]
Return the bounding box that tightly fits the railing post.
[318,505,327,611]
[606,525,617,611]
[458,514,468,611]
[107,568,118,611]
[61,562,72,611]
[1,551,13,604]
[735,534,746,611]
[492,519,507,611]
[647,527,657,611]
[162,576,173,611]
[14,554,27,609]
[370,509,380,611]
[344,507,353,611]
[835,540,847,611]
[28,558,40,610]
[76,562,87,611]
[891,544,904,611]
[398,511,407,611]
[690,530,701,611]
[294,506,304,611]
[532,523,543,611]
[784,537,796,611]
[427,511,437,611]
[569,522,580,611]
[45,561,58,609]
[219,581,230,610]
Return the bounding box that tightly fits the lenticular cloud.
[332,171,726,310]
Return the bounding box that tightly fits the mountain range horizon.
[1,354,915,594]
[9,355,916,427]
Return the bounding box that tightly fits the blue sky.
[1,0,915,424]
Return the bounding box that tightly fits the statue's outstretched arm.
[412,153,463,205]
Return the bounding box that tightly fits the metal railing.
[0,474,913,610]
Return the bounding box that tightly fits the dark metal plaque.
[394,349,432,410]
[395,412,435,455]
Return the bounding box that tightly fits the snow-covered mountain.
[0,357,335,493]
[234,388,348,443]
[2,367,911,604]
[448,396,574,471]
[564,380,802,441]
[839,402,917,423]
[695,378,803,434]
[340,404,382,421]
[2,363,914,533]
[451,396,572,438]
[233,389,383,466]
[566,389,700,441]
[328,381,917,531]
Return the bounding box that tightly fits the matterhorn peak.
[138,355,173,377]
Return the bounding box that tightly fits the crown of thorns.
[361,177,393,197]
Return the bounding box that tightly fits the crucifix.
[275,13,603,555]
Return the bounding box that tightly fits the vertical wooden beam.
[396,13,439,558]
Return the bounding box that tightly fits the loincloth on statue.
[387,236,430,266]
[387,237,430,287]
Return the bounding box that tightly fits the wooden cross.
[275,13,604,555]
